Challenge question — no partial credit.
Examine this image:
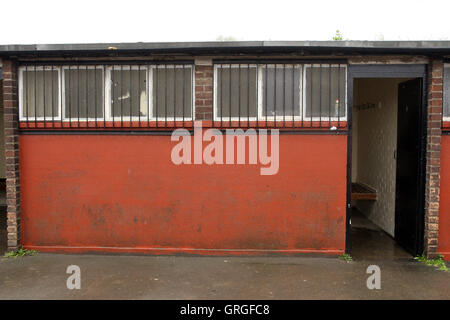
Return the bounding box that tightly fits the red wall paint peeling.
[19,134,347,255]
[439,135,450,261]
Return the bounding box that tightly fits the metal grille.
[18,62,194,130]
[213,62,347,129]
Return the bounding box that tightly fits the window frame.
[303,64,347,122]
[258,64,303,121]
[213,62,347,122]
[213,64,259,122]
[18,65,62,121]
[62,65,105,122]
[148,64,195,121]
[105,65,149,122]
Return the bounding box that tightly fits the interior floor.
[351,208,411,260]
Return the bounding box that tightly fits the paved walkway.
[0,211,448,299]
[0,253,448,299]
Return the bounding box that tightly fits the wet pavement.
[0,211,448,299]
[0,252,448,299]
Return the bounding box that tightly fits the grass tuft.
[3,248,38,259]
[338,253,353,262]
[415,253,448,271]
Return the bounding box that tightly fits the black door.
[395,78,425,255]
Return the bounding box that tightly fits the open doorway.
[350,76,426,260]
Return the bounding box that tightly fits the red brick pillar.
[2,59,21,252]
[424,59,443,259]
[194,59,213,121]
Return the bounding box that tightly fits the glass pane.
[65,67,104,118]
[152,66,192,118]
[111,67,147,118]
[262,65,301,117]
[216,66,257,118]
[22,68,59,118]
[305,65,346,118]
[444,65,450,117]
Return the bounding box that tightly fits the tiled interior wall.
[353,78,411,236]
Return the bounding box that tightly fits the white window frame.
[303,64,347,122]
[18,66,62,121]
[213,64,258,122]
[258,64,303,121]
[148,64,195,121]
[444,63,450,122]
[62,65,105,122]
[105,65,149,122]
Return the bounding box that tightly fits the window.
[20,66,60,120]
[304,64,346,119]
[215,65,257,120]
[214,63,347,122]
[260,64,302,119]
[18,63,194,126]
[107,66,147,119]
[64,66,104,119]
[151,65,193,119]
[444,64,450,119]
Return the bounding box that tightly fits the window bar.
[103,65,106,129]
[43,65,46,128]
[108,65,116,128]
[329,64,331,128]
[310,65,313,128]
[51,65,54,128]
[59,65,63,128]
[300,64,303,128]
[155,66,159,128]
[120,65,123,128]
[338,65,341,128]
[112,66,115,128]
[319,64,322,128]
[274,64,277,127]
[229,63,231,128]
[220,64,223,128]
[182,64,185,127]
[283,64,286,128]
[174,65,177,128]
[86,65,89,128]
[256,64,259,128]
[138,64,141,128]
[77,65,80,128]
[94,65,97,128]
[25,66,28,128]
[265,64,268,128]
[238,64,241,128]
[165,64,168,128]
[68,66,72,128]
[190,65,193,127]
[34,66,37,128]
[247,64,250,128]
[129,65,132,128]
[147,65,150,128]
[292,65,294,128]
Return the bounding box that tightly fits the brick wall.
[2,59,21,252]
[194,60,213,121]
[424,59,443,258]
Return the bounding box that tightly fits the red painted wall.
[19,134,347,255]
[439,135,450,260]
